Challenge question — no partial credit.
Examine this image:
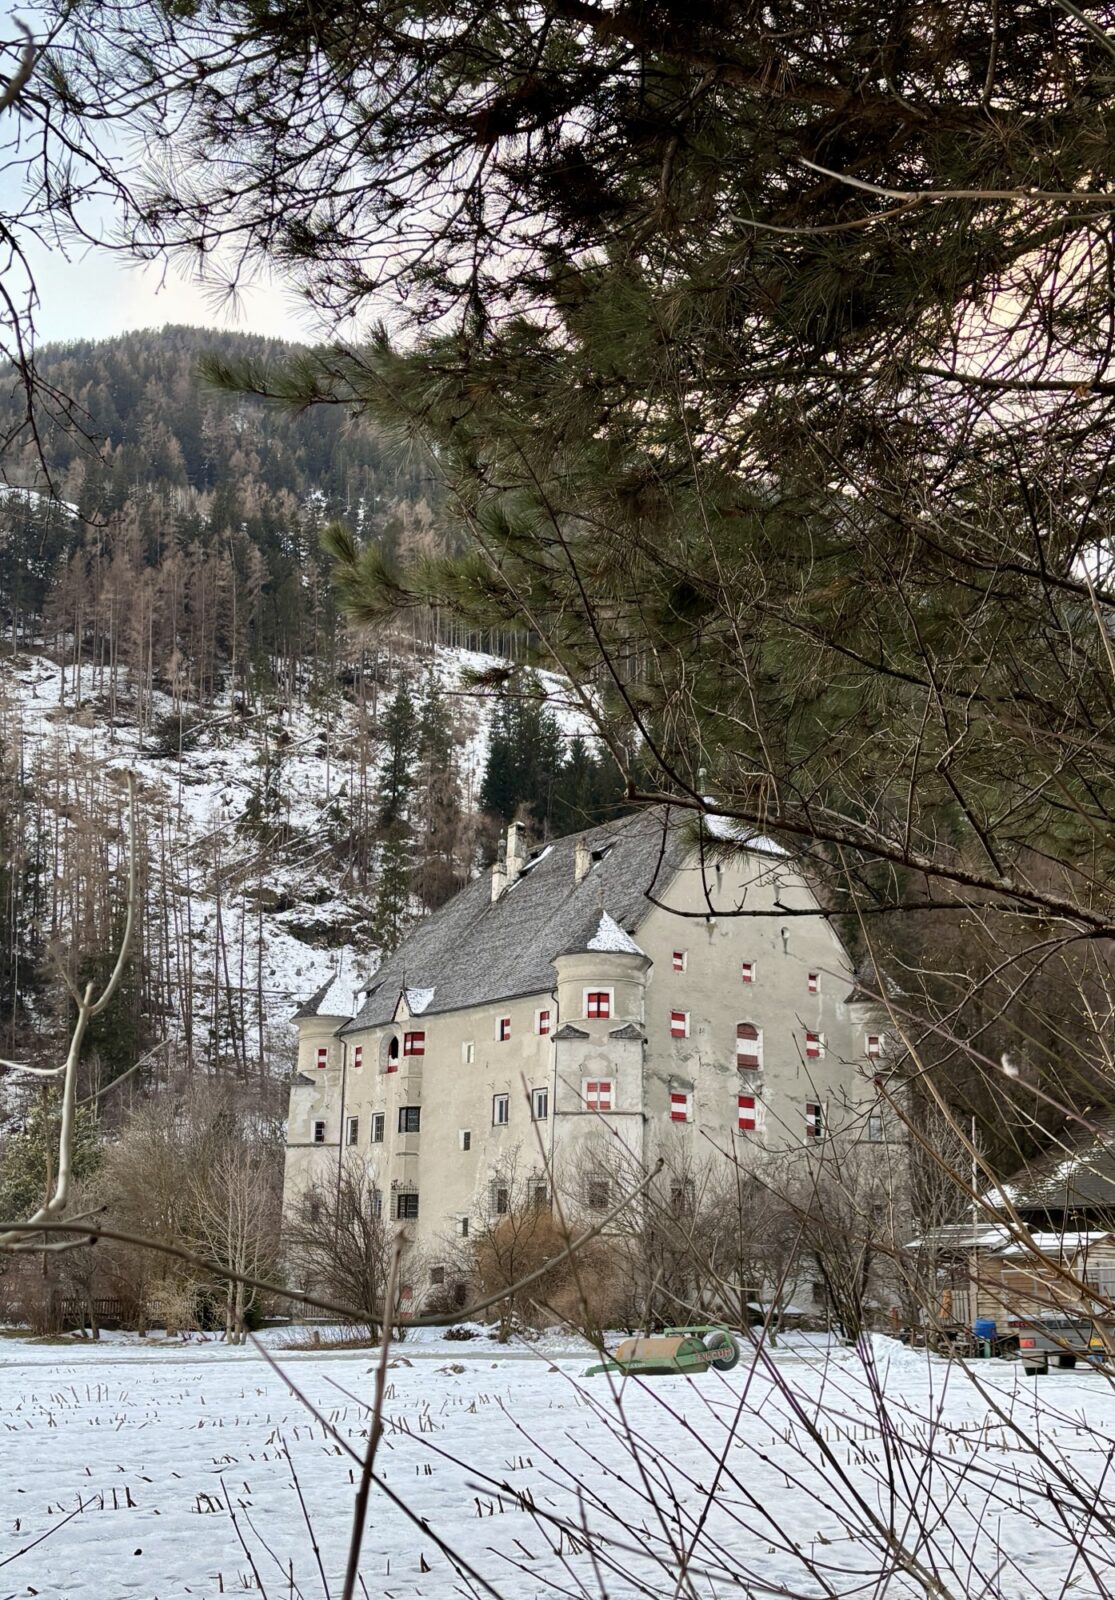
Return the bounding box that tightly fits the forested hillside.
[0,328,623,1131]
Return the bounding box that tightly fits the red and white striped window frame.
[669,1091,690,1123]
[670,1010,689,1038]
[805,1101,824,1139]
[535,1008,551,1036]
[807,972,819,994]
[497,1016,511,1042]
[672,950,687,973]
[738,1094,760,1133]
[585,990,612,1020]
[352,1044,363,1070]
[315,1045,328,1070]
[805,1031,823,1060]
[403,1031,425,1056]
[866,1033,882,1058]
[736,1022,762,1071]
[741,960,755,984]
[583,1080,613,1113]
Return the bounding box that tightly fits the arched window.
[736,1022,762,1071]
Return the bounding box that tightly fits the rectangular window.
[462,1040,474,1064]
[492,1093,510,1126]
[429,1266,445,1286]
[459,1128,471,1151]
[395,1192,420,1221]
[737,1094,760,1133]
[312,1119,326,1144]
[371,1189,383,1219]
[386,1040,399,1074]
[371,1112,385,1144]
[457,1214,469,1238]
[669,1091,690,1123]
[741,960,755,984]
[866,1111,884,1143]
[398,1106,421,1134]
[497,1017,511,1042]
[528,1181,550,1209]
[531,1087,549,1121]
[583,1079,613,1112]
[807,972,819,994]
[585,990,612,1019]
[672,950,687,972]
[670,1010,689,1038]
[535,1008,551,1036]
[316,1046,328,1070]
[490,1182,511,1216]
[345,1115,359,1146]
[736,1022,762,1071]
[352,1044,363,1070]
[403,1030,425,1057]
[866,1033,882,1057]
[805,1031,823,1060]
[805,1101,824,1140]
[586,1176,610,1211]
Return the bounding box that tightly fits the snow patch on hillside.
[0,640,586,1076]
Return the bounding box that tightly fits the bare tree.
[283,1158,394,1333]
[190,1141,280,1343]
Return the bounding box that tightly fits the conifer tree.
[413,672,461,910]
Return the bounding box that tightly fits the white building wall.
[282,840,883,1296]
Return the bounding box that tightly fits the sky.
[22,228,318,348]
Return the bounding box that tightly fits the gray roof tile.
[344,810,689,1031]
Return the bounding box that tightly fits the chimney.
[506,820,526,887]
[491,836,507,903]
[574,836,591,884]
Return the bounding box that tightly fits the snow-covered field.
[2,1331,1112,1599]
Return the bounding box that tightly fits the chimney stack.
[574,836,591,884]
[491,836,507,903]
[506,821,526,887]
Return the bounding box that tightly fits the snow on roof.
[404,986,435,1015]
[700,802,788,855]
[586,912,645,955]
[993,1231,1115,1257]
[296,971,356,1019]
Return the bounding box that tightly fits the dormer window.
[585,989,612,1020]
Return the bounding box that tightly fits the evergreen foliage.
[0,1092,101,1221]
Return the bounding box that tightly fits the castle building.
[283,808,885,1290]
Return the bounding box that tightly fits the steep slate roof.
[293,971,359,1020]
[992,1115,1115,1217]
[343,809,690,1031]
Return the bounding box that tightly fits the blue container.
[973,1318,997,1341]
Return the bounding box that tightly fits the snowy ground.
[2,1331,1113,1599]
